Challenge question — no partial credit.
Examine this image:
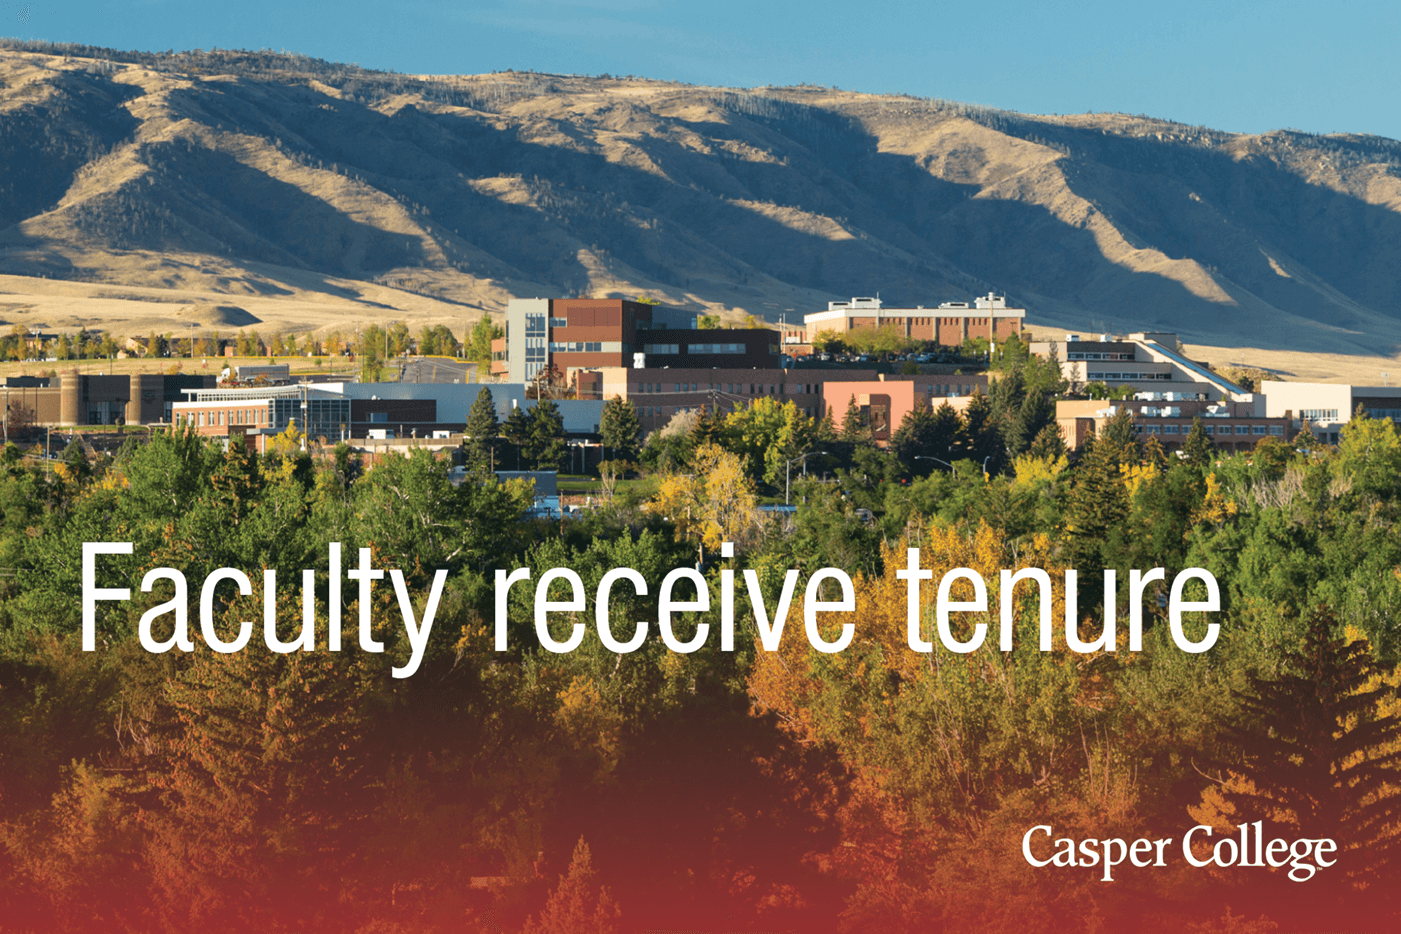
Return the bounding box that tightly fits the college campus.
[2,293,1382,470]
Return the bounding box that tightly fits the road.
[396,358,478,384]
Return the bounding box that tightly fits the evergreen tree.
[1183,417,1215,466]
[464,387,500,472]
[501,404,530,471]
[1008,389,1054,458]
[839,394,866,442]
[1027,422,1067,461]
[1224,608,1401,894]
[1062,429,1131,571]
[60,438,90,484]
[892,405,937,473]
[599,396,641,462]
[526,399,567,471]
[957,390,999,468]
[1142,433,1169,472]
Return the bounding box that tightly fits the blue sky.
[7,0,1400,141]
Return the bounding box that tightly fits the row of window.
[641,404,819,419]
[632,381,819,395]
[1088,372,1170,381]
[688,343,745,354]
[1301,409,1341,420]
[178,408,267,428]
[1138,424,1283,436]
[550,342,603,353]
[1067,352,1134,361]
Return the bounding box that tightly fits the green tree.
[1183,417,1216,466]
[467,314,503,366]
[464,387,500,472]
[526,399,567,471]
[599,396,641,462]
[502,404,531,471]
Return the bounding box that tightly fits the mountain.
[2,41,1400,364]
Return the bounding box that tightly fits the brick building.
[493,298,776,382]
[1055,398,1289,453]
[803,294,1025,348]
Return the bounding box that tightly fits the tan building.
[804,294,1025,347]
[819,375,990,447]
[1259,381,1401,445]
[1030,332,1253,403]
[1055,398,1289,453]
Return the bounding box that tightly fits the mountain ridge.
[1,40,1399,367]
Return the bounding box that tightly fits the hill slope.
[2,43,1400,366]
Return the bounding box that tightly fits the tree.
[464,387,500,472]
[697,314,721,329]
[599,396,641,462]
[59,438,90,484]
[526,399,567,471]
[501,404,531,471]
[1215,609,1401,896]
[1063,426,1132,571]
[1183,417,1215,466]
[521,838,621,934]
[839,393,866,442]
[467,314,503,366]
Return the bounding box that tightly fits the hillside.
[2,42,1400,377]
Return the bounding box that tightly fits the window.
[644,344,680,355]
[549,341,602,353]
[687,343,743,354]
[1164,425,1180,435]
[525,314,546,336]
[1235,426,1249,435]
[1252,426,1266,435]
[549,317,568,328]
[1301,409,1339,421]
[1269,426,1284,435]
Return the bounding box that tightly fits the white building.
[1260,381,1401,444]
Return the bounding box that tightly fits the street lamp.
[785,450,828,505]
[914,455,955,471]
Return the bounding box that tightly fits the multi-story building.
[2,372,217,427]
[820,375,989,446]
[1055,397,1288,452]
[578,366,881,432]
[492,298,777,382]
[803,294,1026,347]
[1030,333,1253,403]
[1259,381,1401,444]
[173,382,607,451]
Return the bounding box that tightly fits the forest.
[1,355,1400,933]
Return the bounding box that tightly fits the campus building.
[171,382,606,451]
[1055,397,1289,453]
[802,294,1026,348]
[1259,381,1401,444]
[2,372,217,427]
[492,298,777,382]
[819,375,991,446]
[1029,333,1253,403]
